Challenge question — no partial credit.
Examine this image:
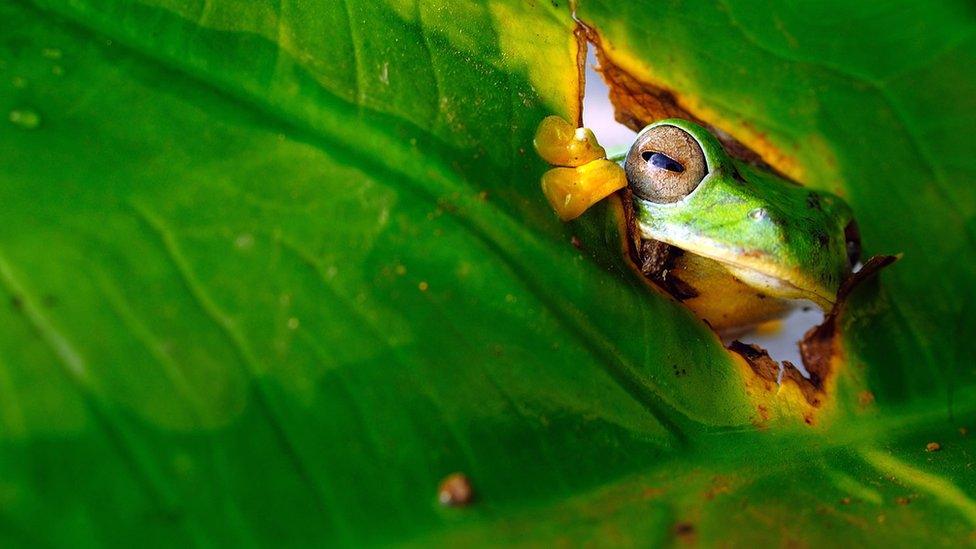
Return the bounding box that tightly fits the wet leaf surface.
[1,0,974,545]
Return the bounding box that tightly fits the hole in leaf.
[578,32,897,408]
[727,305,823,379]
[581,48,636,153]
[581,33,824,401]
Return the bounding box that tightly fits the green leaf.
[1,0,974,546]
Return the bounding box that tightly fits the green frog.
[535,117,861,332]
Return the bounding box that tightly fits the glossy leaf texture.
[0,0,974,546]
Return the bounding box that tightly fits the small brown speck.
[926,442,941,452]
[438,473,473,507]
[840,497,851,505]
[571,235,582,249]
[960,427,969,437]
[896,496,911,506]
[858,391,875,406]
[641,487,664,499]
[757,404,770,422]
[674,521,695,541]
[418,281,429,292]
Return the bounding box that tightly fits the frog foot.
[533,116,626,221]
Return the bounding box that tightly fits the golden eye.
[625,125,707,203]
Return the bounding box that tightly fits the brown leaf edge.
[580,26,783,175]
[796,255,901,388]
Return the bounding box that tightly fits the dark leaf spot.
[674,522,695,538]
[806,193,822,210]
[817,232,830,247]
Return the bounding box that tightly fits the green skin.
[621,119,856,309]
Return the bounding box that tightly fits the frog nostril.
[642,151,685,173]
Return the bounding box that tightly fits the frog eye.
[845,220,861,267]
[625,125,707,203]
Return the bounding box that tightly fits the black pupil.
[642,151,685,173]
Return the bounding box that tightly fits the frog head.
[626,119,860,309]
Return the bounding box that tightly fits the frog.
[534,116,862,333]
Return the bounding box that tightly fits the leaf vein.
[129,201,351,541]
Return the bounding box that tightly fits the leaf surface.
[1,0,974,545]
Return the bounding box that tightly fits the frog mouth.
[719,261,834,310]
[636,222,836,310]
